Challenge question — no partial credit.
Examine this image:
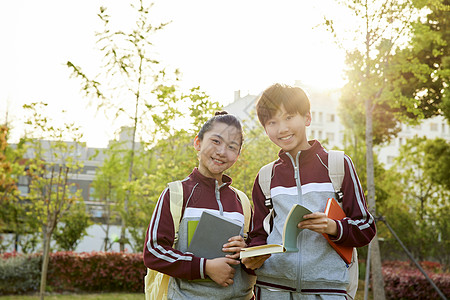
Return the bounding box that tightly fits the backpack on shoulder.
[144,181,252,300]
[257,150,358,300]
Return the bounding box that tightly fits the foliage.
[390,136,450,266]
[21,102,86,298]
[53,202,92,251]
[0,126,20,203]
[227,123,279,197]
[422,137,450,190]
[387,0,450,120]
[2,252,449,298]
[382,260,450,299]
[46,252,145,293]
[0,253,41,295]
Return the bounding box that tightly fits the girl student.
[143,111,256,299]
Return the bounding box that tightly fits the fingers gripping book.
[239,204,312,259]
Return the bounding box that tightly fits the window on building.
[430,123,438,131]
[318,112,323,123]
[318,131,323,139]
[327,114,335,122]
[387,156,396,164]
[89,186,98,201]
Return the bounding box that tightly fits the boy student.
[242,83,376,299]
[143,112,256,299]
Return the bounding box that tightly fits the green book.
[187,220,199,247]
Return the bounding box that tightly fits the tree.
[67,0,179,251]
[90,143,127,251]
[388,0,450,120]
[22,103,84,300]
[53,201,91,251]
[392,136,450,267]
[0,126,19,203]
[324,0,422,297]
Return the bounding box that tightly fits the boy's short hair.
[256,83,311,126]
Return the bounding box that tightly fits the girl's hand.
[205,257,240,287]
[241,254,271,270]
[298,212,338,236]
[222,235,246,260]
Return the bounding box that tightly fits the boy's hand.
[298,212,338,236]
[205,257,240,287]
[241,254,271,270]
[222,235,246,260]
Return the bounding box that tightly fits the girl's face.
[194,121,241,184]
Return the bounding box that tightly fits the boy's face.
[264,104,311,157]
[194,122,241,183]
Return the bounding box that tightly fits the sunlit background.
[0,0,347,148]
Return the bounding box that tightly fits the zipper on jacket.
[286,152,301,186]
[215,180,225,215]
[287,151,304,290]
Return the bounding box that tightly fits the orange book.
[322,198,353,264]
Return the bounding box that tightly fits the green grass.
[0,293,142,300]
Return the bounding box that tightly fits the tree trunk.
[39,229,52,300]
[365,98,386,300]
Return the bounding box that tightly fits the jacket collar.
[278,139,322,163]
[191,167,232,188]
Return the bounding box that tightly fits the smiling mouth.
[212,158,225,164]
[279,135,293,141]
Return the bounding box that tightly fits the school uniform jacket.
[143,168,256,300]
[249,140,376,295]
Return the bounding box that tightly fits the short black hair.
[256,83,310,126]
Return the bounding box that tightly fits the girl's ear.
[193,135,201,151]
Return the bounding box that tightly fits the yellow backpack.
[144,181,252,300]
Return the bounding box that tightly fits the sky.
[0,0,348,148]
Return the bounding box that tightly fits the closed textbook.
[322,197,353,264]
[187,211,243,259]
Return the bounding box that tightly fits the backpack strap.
[327,150,359,299]
[168,180,184,243]
[230,187,251,236]
[328,150,345,202]
[145,181,184,300]
[258,161,276,235]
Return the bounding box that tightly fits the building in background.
[224,82,449,169]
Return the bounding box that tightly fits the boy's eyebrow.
[211,133,240,146]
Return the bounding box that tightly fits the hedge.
[382,261,450,300]
[1,252,449,298]
[0,251,146,295]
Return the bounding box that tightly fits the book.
[240,204,312,259]
[322,197,353,264]
[187,210,243,259]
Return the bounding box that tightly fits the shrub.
[383,261,450,299]
[47,251,146,293]
[0,253,41,295]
